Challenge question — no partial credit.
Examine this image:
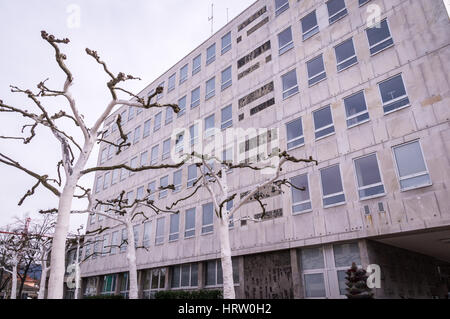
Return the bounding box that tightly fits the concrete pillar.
[237,256,245,299]
[164,266,170,290]
[197,262,204,289]
[358,240,370,268]
[290,248,304,299]
[96,275,103,297]
[137,270,143,298]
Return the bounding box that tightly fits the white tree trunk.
[38,263,49,299]
[11,262,17,300]
[126,220,138,299]
[74,238,80,300]
[47,178,78,299]
[218,215,235,299]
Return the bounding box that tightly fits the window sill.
[323,201,346,209]
[315,132,335,142]
[283,90,299,100]
[287,143,305,152]
[292,209,313,216]
[308,76,327,88]
[347,118,371,129]
[370,43,395,57]
[328,12,348,26]
[400,182,433,193]
[337,61,358,73]
[383,103,411,116]
[359,193,386,201]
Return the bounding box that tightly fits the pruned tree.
[71,177,196,299]
[184,150,318,299]
[0,31,181,298]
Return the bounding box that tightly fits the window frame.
[205,77,216,100]
[155,217,165,245]
[392,140,432,192]
[301,10,319,41]
[365,18,394,56]
[202,203,214,235]
[221,66,232,91]
[221,31,232,55]
[180,64,188,84]
[192,54,201,75]
[275,0,289,17]
[290,173,312,214]
[184,208,196,238]
[313,105,335,140]
[377,73,410,115]
[221,104,233,130]
[206,43,216,65]
[334,37,358,72]
[326,0,348,25]
[278,26,294,55]
[319,164,346,208]
[307,54,327,87]
[168,73,176,92]
[286,117,305,151]
[281,69,299,100]
[353,153,386,201]
[191,87,200,108]
[169,213,180,242]
[343,90,370,128]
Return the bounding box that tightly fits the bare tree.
[71,179,196,299]
[0,31,181,298]
[185,150,318,299]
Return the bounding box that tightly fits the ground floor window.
[142,268,166,299]
[299,242,361,298]
[119,272,129,299]
[101,274,117,296]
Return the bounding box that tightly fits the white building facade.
[79,0,450,299]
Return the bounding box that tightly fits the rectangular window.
[175,132,184,153]
[126,191,134,205]
[103,172,111,190]
[156,82,164,100]
[320,164,346,207]
[168,73,176,92]
[378,74,410,114]
[281,69,299,99]
[143,119,151,138]
[110,231,118,255]
[335,38,357,72]
[359,0,371,5]
[120,229,127,253]
[128,107,135,122]
[107,144,114,160]
[286,117,304,150]
[169,213,180,242]
[162,138,171,160]
[291,174,312,214]
[205,77,215,100]
[205,259,239,286]
[187,164,197,188]
[136,106,142,116]
[366,19,394,55]
[307,54,326,86]
[180,64,188,84]
[159,175,169,199]
[120,163,127,182]
[154,112,162,131]
[165,107,173,125]
[221,32,232,54]
[221,105,233,130]
[191,87,200,108]
[148,181,156,201]
[136,186,145,200]
[171,263,198,288]
[204,114,215,138]
[354,153,385,200]
[192,54,201,75]
[393,141,431,191]
[111,169,119,185]
[278,26,294,55]
[221,66,232,91]
[129,157,138,177]
[185,208,196,238]
[202,203,214,234]
[143,221,152,248]
[140,151,148,167]
[133,225,139,247]
[301,11,319,41]
[124,132,132,150]
[150,145,159,165]
[344,91,370,128]
[155,217,165,245]
[173,169,182,193]
[102,234,109,256]
[120,110,127,125]
[313,106,335,140]
[178,96,186,117]
[101,274,117,295]
[95,175,102,194]
[133,126,141,144]
[275,0,289,16]
[100,148,108,165]
[333,243,361,295]
[206,43,216,65]
[327,0,348,24]
[190,123,199,145]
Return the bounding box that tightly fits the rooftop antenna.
[208,3,214,35]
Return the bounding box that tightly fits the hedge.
[154,290,223,299]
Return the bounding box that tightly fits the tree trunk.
[38,263,49,299]
[126,221,138,299]
[18,259,32,298]
[47,179,77,299]
[218,216,235,299]
[11,263,17,299]
[74,238,80,300]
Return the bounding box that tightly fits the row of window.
[290,140,431,213]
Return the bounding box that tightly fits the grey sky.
[0,0,255,232]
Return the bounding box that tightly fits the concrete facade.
[80,0,450,299]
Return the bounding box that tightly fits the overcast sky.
[0,0,255,232]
